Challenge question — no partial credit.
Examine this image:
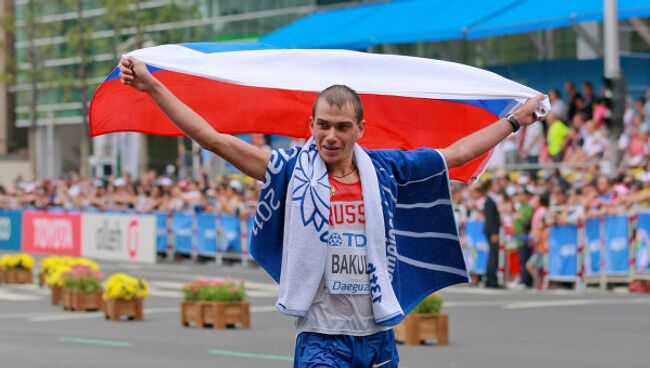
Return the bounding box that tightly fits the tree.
[0,0,17,154]
[65,0,95,178]
[98,0,205,177]
[21,0,60,176]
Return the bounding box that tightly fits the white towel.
[276,138,402,323]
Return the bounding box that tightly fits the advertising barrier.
[155,212,168,254]
[21,211,82,256]
[548,224,578,280]
[172,213,193,255]
[197,213,217,257]
[604,215,629,275]
[463,220,488,275]
[81,213,157,263]
[635,212,650,274]
[7,206,648,284]
[584,218,601,276]
[218,215,242,254]
[0,209,22,251]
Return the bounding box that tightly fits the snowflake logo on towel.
[292,144,330,233]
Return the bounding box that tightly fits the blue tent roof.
[260,0,650,49]
[468,0,650,40]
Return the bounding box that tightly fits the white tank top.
[295,176,390,336]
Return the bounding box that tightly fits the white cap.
[229,179,243,192]
[113,177,126,187]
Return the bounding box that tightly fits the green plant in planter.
[62,265,103,292]
[412,294,443,314]
[182,278,245,302]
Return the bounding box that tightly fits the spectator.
[526,191,550,288]
[478,179,501,289]
[582,81,596,119]
[624,97,645,132]
[564,80,582,122]
[582,120,608,161]
[549,88,567,121]
[513,187,534,288]
[546,114,570,162]
[619,124,646,167]
[520,118,544,179]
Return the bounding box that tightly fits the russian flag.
[89,43,549,182]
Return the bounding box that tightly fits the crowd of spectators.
[1,79,649,289]
[0,170,260,218]
[454,165,650,289]
[454,77,650,288]
[497,81,650,174]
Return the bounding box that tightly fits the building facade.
[2,1,649,179]
[5,0,358,179]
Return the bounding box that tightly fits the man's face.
[310,99,365,166]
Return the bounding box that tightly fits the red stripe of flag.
[90,70,497,182]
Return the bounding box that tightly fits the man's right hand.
[119,56,158,93]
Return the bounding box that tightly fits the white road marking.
[503,298,650,310]
[0,289,42,301]
[0,312,58,320]
[29,312,103,322]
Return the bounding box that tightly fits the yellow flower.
[103,273,148,301]
[20,254,35,269]
[0,253,34,270]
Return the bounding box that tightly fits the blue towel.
[250,145,469,326]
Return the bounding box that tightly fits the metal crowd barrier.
[461,211,650,290]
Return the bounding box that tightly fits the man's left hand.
[512,94,546,126]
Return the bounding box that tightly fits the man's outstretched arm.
[119,56,271,181]
[440,95,545,168]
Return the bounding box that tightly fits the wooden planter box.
[394,313,448,345]
[38,271,45,288]
[50,285,63,305]
[104,298,144,321]
[62,289,103,312]
[2,268,32,284]
[181,301,250,329]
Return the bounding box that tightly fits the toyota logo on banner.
[127,219,139,259]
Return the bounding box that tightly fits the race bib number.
[325,231,370,294]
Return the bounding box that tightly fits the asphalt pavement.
[1,259,649,368]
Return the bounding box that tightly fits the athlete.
[119,56,543,367]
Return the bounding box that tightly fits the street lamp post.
[604,0,626,175]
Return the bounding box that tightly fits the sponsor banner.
[635,212,650,273]
[604,215,629,274]
[155,212,168,254]
[21,211,82,256]
[197,214,217,256]
[463,221,488,275]
[0,210,22,251]
[548,224,578,279]
[584,218,601,276]
[172,213,193,255]
[218,215,241,254]
[81,214,156,264]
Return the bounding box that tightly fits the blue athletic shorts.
[294,330,399,368]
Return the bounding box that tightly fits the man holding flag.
[119,55,543,367]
